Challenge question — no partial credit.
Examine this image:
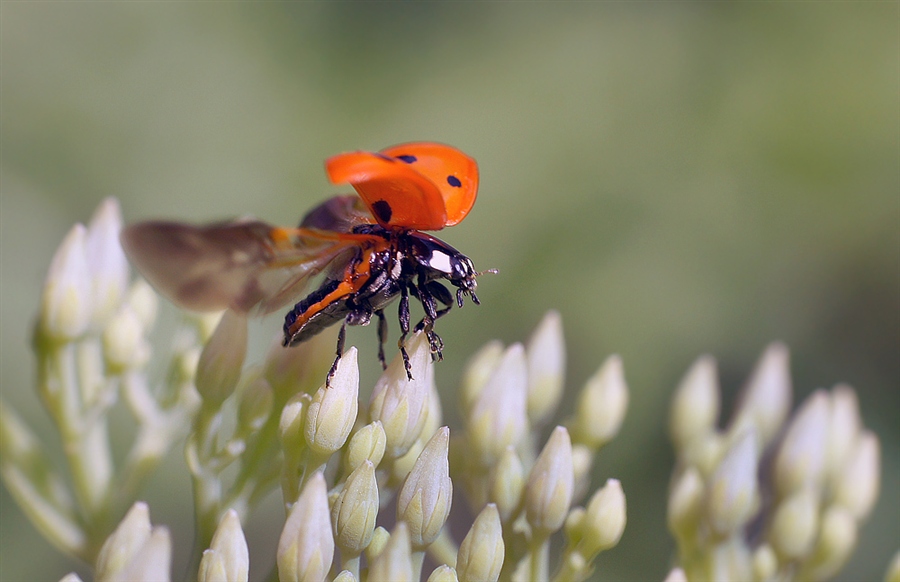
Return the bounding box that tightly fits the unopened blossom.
[572,355,628,449]
[468,344,529,467]
[525,310,565,426]
[369,332,430,460]
[367,522,415,582]
[344,421,386,473]
[278,472,333,582]
[669,355,719,450]
[194,310,248,405]
[198,509,249,582]
[397,427,452,548]
[331,460,378,556]
[729,343,791,447]
[579,478,626,558]
[774,390,829,497]
[305,348,359,456]
[459,340,503,414]
[707,429,758,535]
[488,446,526,523]
[525,426,574,535]
[86,197,129,326]
[40,224,93,340]
[457,504,504,582]
[96,502,171,582]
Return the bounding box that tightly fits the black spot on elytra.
[396,154,417,164]
[447,175,462,188]
[372,200,392,223]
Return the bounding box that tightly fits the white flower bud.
[468,344,529,467]
[195,310,247,405]
[525,426,574,535]
[40,224,93,340]
[525,310,566,426]
[368,522,415,582]
[86,198,129,326]
[573,355,628,449]
[369,332,430,460]
[707,429,758,535]
[278,472,334,582]
[774,390,829,497]
[457,504,504,582]
[198,509,248,582]
[397,427,453,548]
[305,348,359,456]
[730,343,791,447]
[670,356,719,451]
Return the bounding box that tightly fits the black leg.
[326,321,347,388]
[398,284,413,380]
[375,309,388,370]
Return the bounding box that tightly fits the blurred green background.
[2,3,897,581]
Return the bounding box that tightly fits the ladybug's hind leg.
[397,283,414,380]
[326,321,347,388]
[375,309,388,370]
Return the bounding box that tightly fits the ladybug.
[122,142,491,382]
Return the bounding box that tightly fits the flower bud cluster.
[667,343,882,581]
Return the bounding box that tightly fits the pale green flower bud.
[468,344,529,467]
[826,384,861,479]
[331,460,378,556]
[368,522,415,582]
[579,478,626,557]
[427,565,459,582]
[730,343,791,447]
[96,502,152,581]
[278,472,334,582]
[525,426,574,535]
[525,310,566,426]
[572,355,628,449]
[662,567,688,582]
[670,355,719,451]
[237,378,274,433]
[40,224,93,340]
[707,429,758,535]
[752,544,777,582]
[365,526,390,563]
[195,310,247,405]
[770,488,819,559]
[87,197,129,326]
[108,526,172,582]
[774,390,829,497]
[305,348,359,456]
[345,421,386,472]
[833,430,880,519]
[802,505,857,580]
[397,427,452,548]
[333,571,358,582]
[885,550,900,582]
[457,504,504,582]
[103,305,150,371]
[488,446,525,522]
[369,332,430,459]
[459,340,504,415]
[198,509,248,582]
[667,467,705,541]
[126,279,158,331]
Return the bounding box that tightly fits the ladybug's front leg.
[326,321,347,388]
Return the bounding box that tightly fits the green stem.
[529,531,550,582]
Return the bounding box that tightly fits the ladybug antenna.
[475,267,498,277]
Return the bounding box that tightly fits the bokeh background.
[2,3,897,581]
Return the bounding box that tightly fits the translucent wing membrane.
[121,220,371,315]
